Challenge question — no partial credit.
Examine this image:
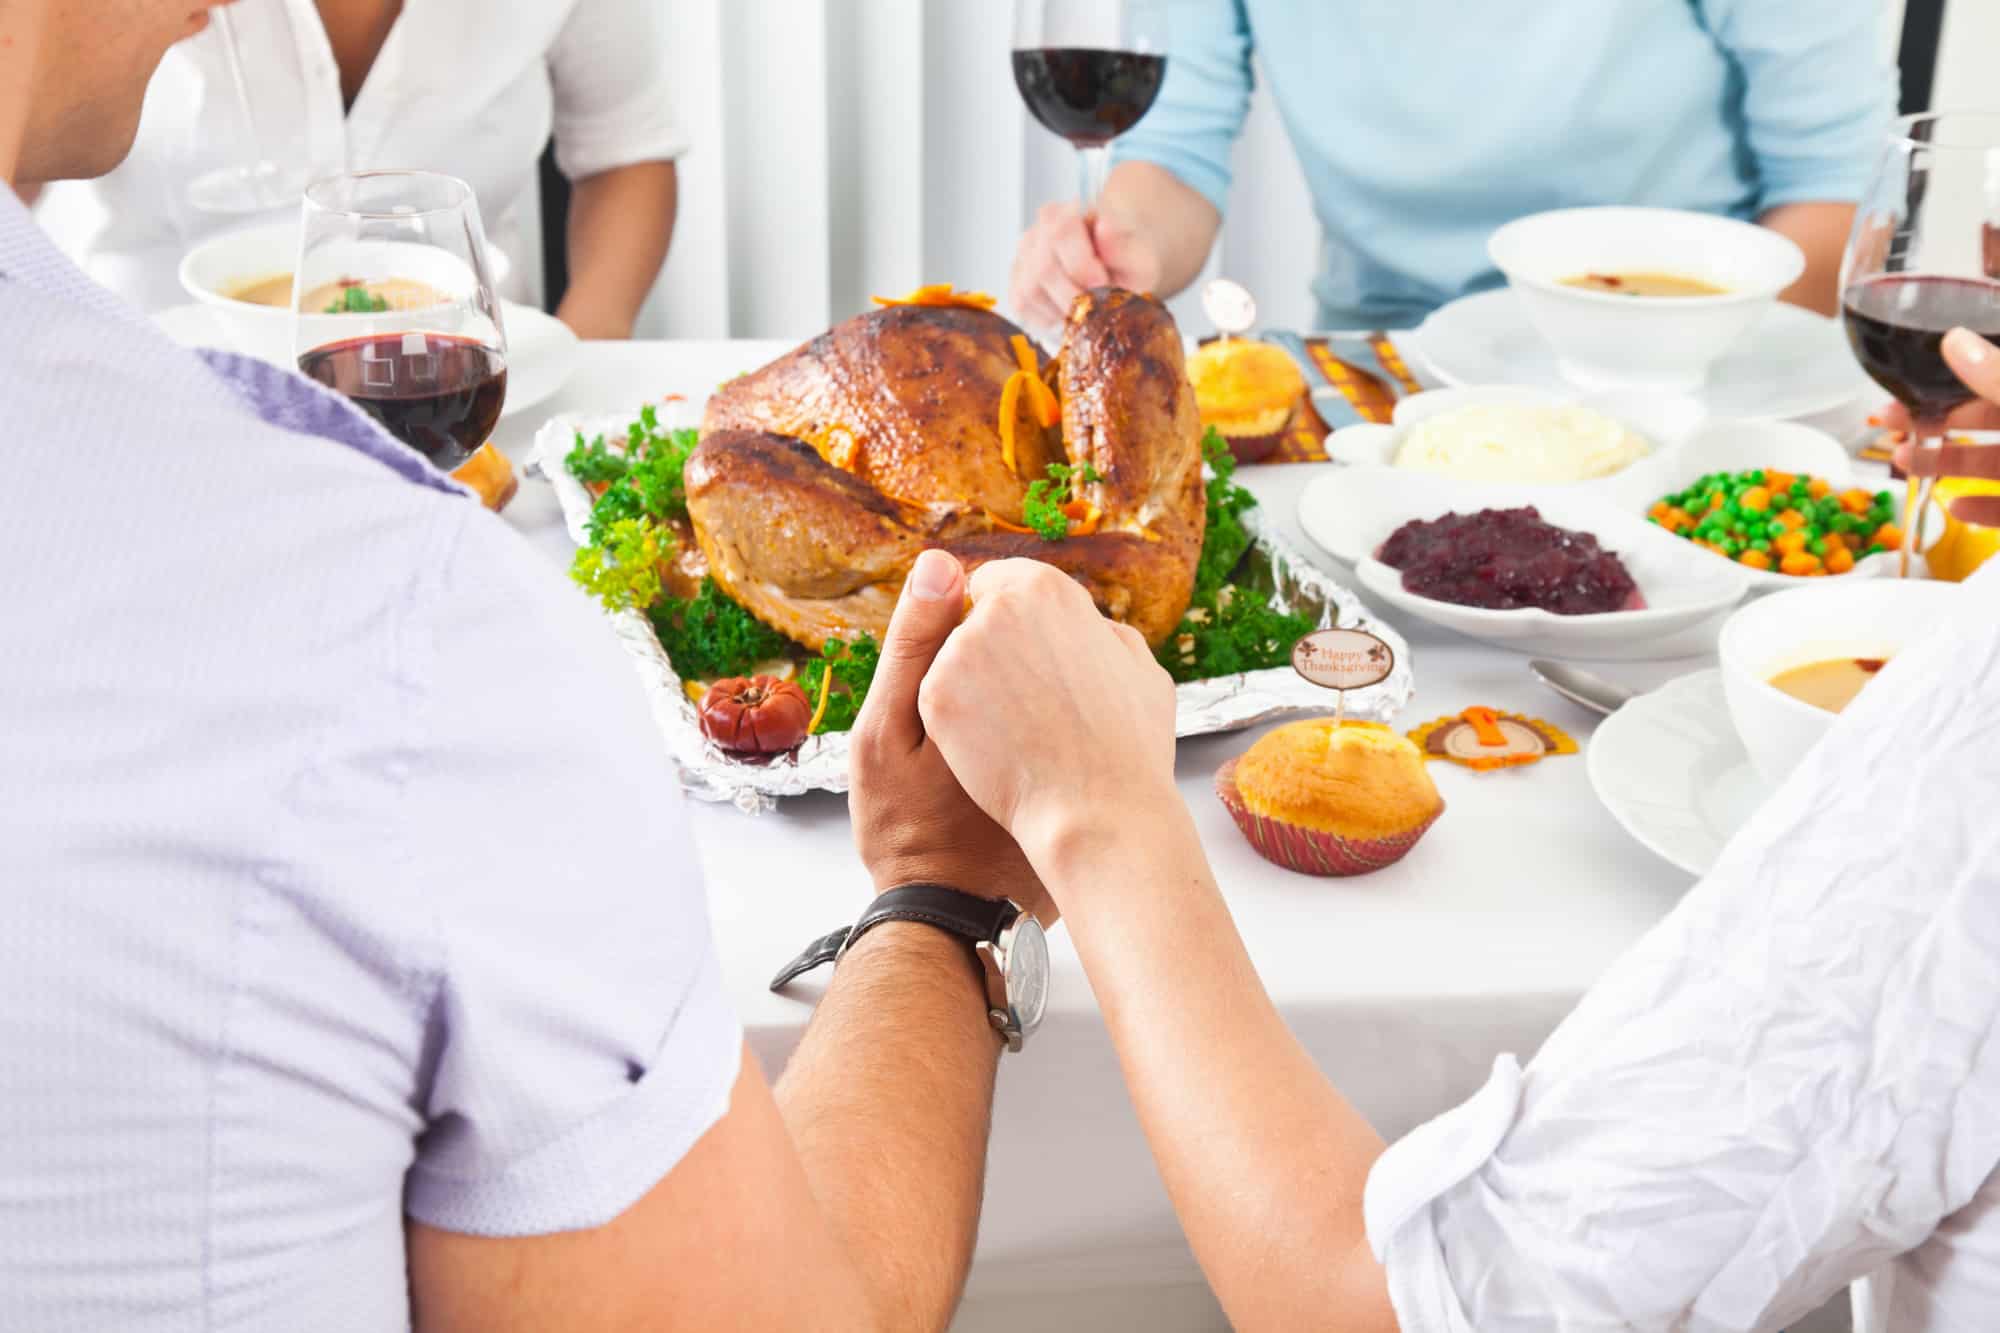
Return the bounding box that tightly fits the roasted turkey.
[686,288,1205,650]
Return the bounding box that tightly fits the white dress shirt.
[34,0,686,310]
[1366,562,2000,1330]
[0,185,738,1329]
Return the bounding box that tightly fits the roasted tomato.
[697,675,812,754]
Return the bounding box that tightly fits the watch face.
[1003,914,1050,1039]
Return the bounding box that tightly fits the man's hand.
[1885,328,2000,527]
[916,559,1178,891]
[1009,202,1165,333]
[850,549,1054,922]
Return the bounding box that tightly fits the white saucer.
[1414,288,1871,422]
[152,300,579,421]
[1586,668,1764,875]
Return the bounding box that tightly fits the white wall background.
[634,0,1991,346]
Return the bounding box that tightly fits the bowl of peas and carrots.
[1647,469,1901,579]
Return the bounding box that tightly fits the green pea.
[1865,542,1886,556]
[1751,538,1772,552]
[1747,469,1766,485]
[1808,537,1827,556]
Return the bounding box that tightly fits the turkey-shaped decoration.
[686,287,1206,651]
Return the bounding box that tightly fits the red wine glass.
[292,170,509,472]
[1839,112,2000,576]
[1011,0,1167,217]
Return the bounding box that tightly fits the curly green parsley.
[570,516,668,613]
[1021,461,1104,541]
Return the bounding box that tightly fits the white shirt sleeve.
[1366,563,2000,1331]
[399,505,741,1237]
[546,0,689,181]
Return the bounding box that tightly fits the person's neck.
[0,3,48,186]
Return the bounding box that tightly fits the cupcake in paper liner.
[1187,339,1304,464]
[1215,719,1444,877]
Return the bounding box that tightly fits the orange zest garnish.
[807,658,836,734]
[1009,335,1062,427]
[1060,499,1102,536]
[872,283,998,311]
[997,370,1025,474]
[987,510,1037,535]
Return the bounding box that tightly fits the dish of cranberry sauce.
[1376,506,1643,615]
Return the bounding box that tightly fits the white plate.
[1414,287,1871,422]
[1297,470,1748,659]
[1587,668,1763,875]
[152,300,578,421]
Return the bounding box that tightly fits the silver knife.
[1262,329,1362,429]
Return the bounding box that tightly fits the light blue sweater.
[1117,0,1895,328]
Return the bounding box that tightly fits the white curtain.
[634,0,1320,343]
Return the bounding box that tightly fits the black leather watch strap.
[769,884,1015,991]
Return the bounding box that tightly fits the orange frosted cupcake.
[1187,340,1305,464]
[1216,719,1444,877]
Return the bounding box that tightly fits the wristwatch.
[769,885,1050,1052]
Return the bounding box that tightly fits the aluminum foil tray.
[530,413,1414,813]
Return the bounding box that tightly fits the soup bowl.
[1487,206,1805,393]
[1717,578,1965,783]
[177,221,511,366]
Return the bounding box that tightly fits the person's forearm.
[1103,160,1222,297]
[555,160,677,339]
[774,922,1000,1332]
[1031,798,1398,1333]
[1760,201,1855,316]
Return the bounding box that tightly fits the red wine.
[1011,47,1166,147]
[1843,275,2000,421]
[298,332,507,470]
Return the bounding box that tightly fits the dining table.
[488,335,1798,1309]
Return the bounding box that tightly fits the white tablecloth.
[491,341,1711,1298]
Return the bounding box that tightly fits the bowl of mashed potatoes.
[1324,385,1697,503]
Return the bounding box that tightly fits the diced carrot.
[1773,530,1809,557]
[1875,523,1903,551]
[1780,551,1822,576]
[1739,486,1771,513]
[1776,509,1808,530]
[1739,549,1773,570]
[1840,490,1873,515]
[1706,492,1727,513]
[1807,478,1830,499]
[1649,500,1671,521]
[1664,507,1692,533]
[1824,545,1856,574]
[1767,471,1796,492]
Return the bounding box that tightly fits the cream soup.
[1560,271,1729,298]
[1768,657,1888,713]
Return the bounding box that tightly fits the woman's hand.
[1886,328,2000,527]
[848,550,1055,923]
[917,559,1179,878]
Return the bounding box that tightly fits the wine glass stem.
[1904,421,1944,579]
[213,6,268,172]
[1077,145,1110,220]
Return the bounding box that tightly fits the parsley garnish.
[1155,428,1313,683]
[325,285,389,314]
[570,517,669,613]
[797,636,882,733]
[1022,461,1104,541]
[648,578,793,682]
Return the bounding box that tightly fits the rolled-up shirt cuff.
[1364,1054,1524,1332]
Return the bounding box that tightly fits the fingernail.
[1945,327,1992,365]
[907,549,958,601]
